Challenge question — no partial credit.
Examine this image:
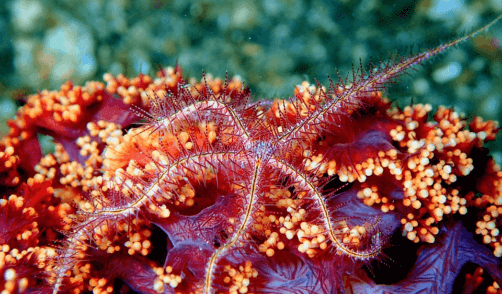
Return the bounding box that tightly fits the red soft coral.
[1,18,502,294]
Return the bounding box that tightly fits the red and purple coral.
[1,16,502,294]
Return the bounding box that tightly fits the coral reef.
[1,17,502,294]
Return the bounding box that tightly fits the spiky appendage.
[2,16,501,294]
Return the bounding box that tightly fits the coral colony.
[1,16,502,294]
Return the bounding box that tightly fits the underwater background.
[0,0,501,160]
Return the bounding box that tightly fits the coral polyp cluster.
[1,18,502,294]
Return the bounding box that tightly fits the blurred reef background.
[0,0,501,160]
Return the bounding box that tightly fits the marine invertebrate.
[1,16,502,294]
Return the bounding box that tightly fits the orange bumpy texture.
[0,65,501,294]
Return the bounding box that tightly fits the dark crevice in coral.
[321,175,352,199]
[113,279,139,294]
[452,262,494,294]
[365,230,421,285]
[147,224,170,265]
